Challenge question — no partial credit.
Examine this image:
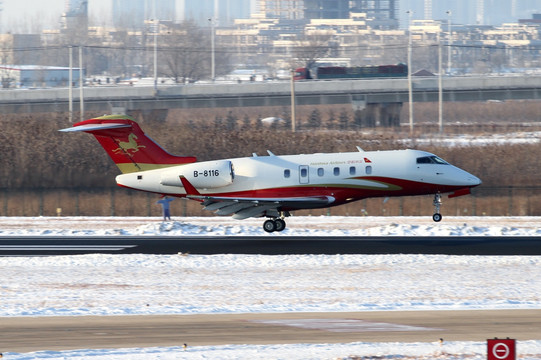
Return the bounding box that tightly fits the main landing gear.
[263,211,289,233]
[432,193,442,222]
[263,218,286,233]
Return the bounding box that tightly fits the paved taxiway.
[1,310,540,353]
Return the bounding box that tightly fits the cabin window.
[365,165,372,175]
[349,166,356,175]
[300,168,308,178]
[333,167,340,176]
[317,168,324,177]
[284,169,291,178]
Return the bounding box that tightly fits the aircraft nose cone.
[466,174,482,187]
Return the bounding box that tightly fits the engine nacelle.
[161,160,234,189]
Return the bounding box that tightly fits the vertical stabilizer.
[60,115,197,173]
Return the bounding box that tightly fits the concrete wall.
[0,75,539,115]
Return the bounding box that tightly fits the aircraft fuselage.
[116,148,480,210]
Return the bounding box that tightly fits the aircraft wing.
[179,175,333,219]
[187,194,335,219]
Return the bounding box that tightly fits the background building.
[112,0,175,29]
[0,65,82,88]
[0,34,42,65]
[351,0,399,29]
[179,0,251,26]
[304,0,350,19]
[257,0,303,20]
[61,0,88,34]
[112,0,145,29]
[398,0,541,28]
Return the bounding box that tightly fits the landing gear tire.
[263,219,276,233]
[263,218,287,233]
[432,213,442,222]
[274,219,286,232]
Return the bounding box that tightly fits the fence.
[2,186,540,218]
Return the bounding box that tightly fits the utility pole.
[406,10,413,137]
[153,0,158,93]
[290,69,296,132]
[209,18,216,81]
[79,46,84,122]
[69,46,73,123]
[446,10,452,74]
[438,30,443,134]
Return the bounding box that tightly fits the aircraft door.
[299,165,309,184]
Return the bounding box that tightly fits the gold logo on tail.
[113,133,146,154]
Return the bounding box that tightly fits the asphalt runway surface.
[1,310,539,353]
[1,235,541,255]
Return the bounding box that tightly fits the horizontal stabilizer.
[59,123,131,133]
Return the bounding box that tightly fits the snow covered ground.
[1,216,541,359]
[1,215,541,236]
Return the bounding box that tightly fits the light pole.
[79,45,84,122]
[406,10,413,137]
[153,0,158,93]
[153,22,158,92]
[446,10,452,74]
[208,18,216,81]
[68,45,73,123]
[290,69,296,132]
[438,29,443,134]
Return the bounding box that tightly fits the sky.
[0,0,111,33]
[1,0,540,34]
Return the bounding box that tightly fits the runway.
[1,235,541,255]
[1,310,539,353]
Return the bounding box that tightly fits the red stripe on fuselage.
[120,176,474,210]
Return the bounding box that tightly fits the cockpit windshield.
[416,156,449,165]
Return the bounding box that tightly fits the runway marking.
[252,318,440,333]
[0,245,137,251]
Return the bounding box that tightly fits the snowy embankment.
[1,215,540,236]
[1,216,540,359]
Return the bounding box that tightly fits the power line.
[2,41,541,56]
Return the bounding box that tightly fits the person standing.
[157,196,174,221]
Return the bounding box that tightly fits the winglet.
[179,176,201,196]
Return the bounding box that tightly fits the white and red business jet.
[61,115,481,232]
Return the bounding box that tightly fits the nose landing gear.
[432,193,442,222]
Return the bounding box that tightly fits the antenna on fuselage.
[356,146,364,152]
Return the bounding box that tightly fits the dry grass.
[1,100,540,216]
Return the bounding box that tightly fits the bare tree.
[159,21,231,83]
[0,39,14,88]
[292,31,334,69]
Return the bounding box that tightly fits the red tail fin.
[60,115,197,173]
